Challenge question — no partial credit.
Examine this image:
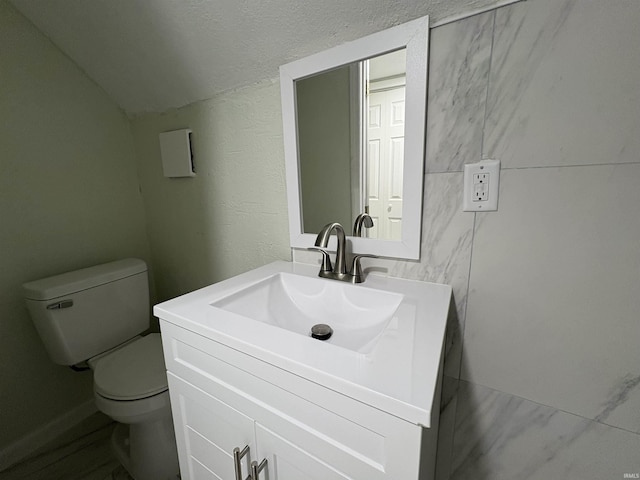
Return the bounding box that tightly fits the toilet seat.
[93,333,168,401]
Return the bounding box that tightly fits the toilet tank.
[23,258,150,365]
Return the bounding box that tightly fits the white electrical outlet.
[463,159,500,211]
[473,173,489,201]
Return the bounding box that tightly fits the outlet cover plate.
[463,159,500,211]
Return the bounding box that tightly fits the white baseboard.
[0,398,98,471]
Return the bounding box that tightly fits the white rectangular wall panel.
[159,129,195,178]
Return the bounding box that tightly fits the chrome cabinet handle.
[251,458,268,479]
[233,445,251,480]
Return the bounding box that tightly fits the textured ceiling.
[9,0,507,115]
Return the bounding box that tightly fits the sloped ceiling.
[9,0,506,115]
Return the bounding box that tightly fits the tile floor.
[0,413,132,480]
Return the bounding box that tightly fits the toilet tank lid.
[23,258,147,301]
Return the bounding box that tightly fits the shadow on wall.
[130,80,291,302]
[0,0,152,461]
[132,108,219,301]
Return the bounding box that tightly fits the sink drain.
[310,324,333,341]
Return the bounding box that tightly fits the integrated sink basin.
[154,261,452,427]
[211,272,403,353]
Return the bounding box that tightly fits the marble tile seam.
[430,0,524,29]
[479,10,497,159]
[497,160,640,170]
[446,212,476,384]
[425,159,640,175]
[456,378,640,437]
[443,210,477,457]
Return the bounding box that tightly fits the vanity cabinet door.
[168,373,256,480]
[254,423,354,480]
[169,371,355,480]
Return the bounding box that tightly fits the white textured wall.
[129,80,291,301]
[0,1,150,452]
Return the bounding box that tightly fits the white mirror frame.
[280,16,429,259]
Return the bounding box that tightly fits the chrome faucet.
[310,222,375,283]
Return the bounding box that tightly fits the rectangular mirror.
[281,16,429,259]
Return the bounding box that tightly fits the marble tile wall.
[450,0,640,477]
[483,0,640,169]
[298,0,640,478]
[450,381,640,480]
[462,165,640,433]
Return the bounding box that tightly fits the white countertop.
[154,261,451,427]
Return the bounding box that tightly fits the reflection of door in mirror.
[365,50,406,240]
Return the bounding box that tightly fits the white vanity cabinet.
[160,321,436,480]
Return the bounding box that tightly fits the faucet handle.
[349,254,378,283]
[308,247,333,273]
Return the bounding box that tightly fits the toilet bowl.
[90,333,179,480]
[96,389,178,480]
[94,388,172,425]
[22,259,180,480]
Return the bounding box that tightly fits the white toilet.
[23,258,179,480]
